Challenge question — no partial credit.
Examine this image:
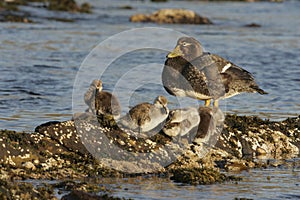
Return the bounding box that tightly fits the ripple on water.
[99,167,300,200]
[0,0,299,131]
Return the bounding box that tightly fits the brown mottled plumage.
[162,37,267,107]
[84,79,121,119]
[163,107,200,137]
[119,96,169,133]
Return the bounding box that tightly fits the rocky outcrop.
[48,0,91,13]
[1,113,299,174]
[0,1,31,23]
[217,115,300,158]
[0,110,299,199]
[0,0,91,23]
[168,114,300,173]
[130,9,213,24]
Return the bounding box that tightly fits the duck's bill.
[167,46,183,58]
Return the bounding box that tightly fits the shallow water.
[21,159,300,200]
[110,167,300,200]
[0,0,299,131]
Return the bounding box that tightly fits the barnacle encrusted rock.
[215,115,300,159]
[68,107,223,174]
[130,9,213,24]
[0,110,299,191]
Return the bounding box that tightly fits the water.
[109,167,300,200]
[1,0,299,131]
[21,161,300,200]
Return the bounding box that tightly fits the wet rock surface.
[0,0,91,23]
[170,167,241,185]
[0,110,299,199]
[61,189,133,200]
[47,0,91,13]
[0,1,31,23]
[130,9,213,24]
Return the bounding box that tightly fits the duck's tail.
[251,85,268,95]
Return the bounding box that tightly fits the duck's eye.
[182,42,188,46]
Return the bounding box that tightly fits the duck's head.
[155,95,168,107]
[167,37,203,61]
[91,79,103,91]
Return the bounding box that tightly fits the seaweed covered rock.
[0,0,91,23]
[1,114,300,175]
[0,111,299,188]
[61,190,129,200]
[163,114,300,178]
[48,0,91,13]
[0,1,32,22]
[0,106,224,174]
[0,1,19,11]
[0,179,56,200]
[170,167,241,185]
[216,115,300,158]
[130,9,213,24]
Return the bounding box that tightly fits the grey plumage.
[119,96,169,133]
[163,107,200,137]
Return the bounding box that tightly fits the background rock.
[130,9,213,24]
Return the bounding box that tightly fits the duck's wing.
[162,57,190,95]
[181,63,211,98]
[211,54,255,80]
[190,53,226,99]
[95,91,121,116]
[211,54,267,94]
[84,85,96,112]
[128,103,152,126]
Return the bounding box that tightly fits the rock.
[0,1,20,11]
[130,9,213,24]
[0,179,57,200]
[61,190,124,200]
[130,13,149,22]
[0,0,91,23]
[0,169,10,180]
[215,115,300,159]
[170,167,241,185]
[0,112,300,190]
[119,5,133,10]
[244,23,261,27]
[22,162,36,171]
[0,0,32,23]
[151,0,168,2]
[255,147,267,155]
[35,120,90,156]
[48,0,91,13]
[33,159,40,165]
[225,162,248,172]
[0,10,32,23]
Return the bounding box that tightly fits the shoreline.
[1,112,299,199]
